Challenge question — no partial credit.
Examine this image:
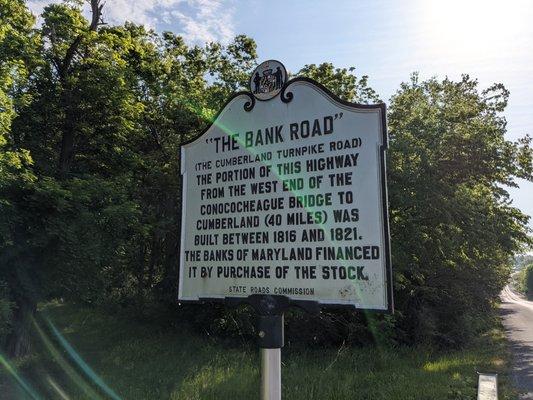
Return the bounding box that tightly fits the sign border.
[178,76,393,314]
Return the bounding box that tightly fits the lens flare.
[46,375,71,400]
[32,317,104,400]
[0,352,42,400]
[45,318,122,400]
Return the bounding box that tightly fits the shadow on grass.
[0,303,518,400]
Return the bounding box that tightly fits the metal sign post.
[258,315,283,400]
[250,295,286,400]
[261,348,281,400]
[243,295,318,400]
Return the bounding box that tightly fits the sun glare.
[419,0,531,63]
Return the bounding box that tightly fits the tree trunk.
[5,297,36,358]
[56,0,103,178]
[161,228,180,301]
[145,236,159,291]
[58,89,76,178]
[136,243,147,308]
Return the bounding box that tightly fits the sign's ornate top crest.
[249,60,287,101]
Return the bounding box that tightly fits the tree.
[2,0,531,356]
[276,66,531,346]
[297,63,380,104]
[0,0,257,357]
[387,74,532,345]
[0,0,40,356]
[521,264,533,299]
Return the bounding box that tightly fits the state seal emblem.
[250,60,287,101]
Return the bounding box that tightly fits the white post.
[477,373,498,400]
[261,348,281,400]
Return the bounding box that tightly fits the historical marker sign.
[179,61,392,312]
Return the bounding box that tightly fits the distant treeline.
[514,254,533,271]
[516,263,533,299]
[1,0,532,357]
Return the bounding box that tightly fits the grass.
[1,303,517,400]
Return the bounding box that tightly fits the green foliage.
[297,63,380,103]
[387,74,532,345]
[1,0,532,356]
[0,0,257,356]
[0,304,517,400]
[520,263,533,299]
[277,69,533,347]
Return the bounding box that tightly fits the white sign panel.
[179,75,392,311]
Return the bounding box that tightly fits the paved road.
[501,286,533,399]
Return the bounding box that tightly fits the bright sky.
[28,0,533,229]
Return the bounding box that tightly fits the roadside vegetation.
[1,0,533,397]
[0,303,518,400]
[515,263,533,299]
